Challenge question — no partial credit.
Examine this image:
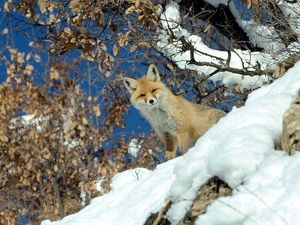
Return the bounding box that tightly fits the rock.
[281,91,300,155]
[144,176,231,225]
[144,198,172,225]
[178,176,232,225]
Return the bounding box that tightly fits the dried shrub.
[0,47,157,224]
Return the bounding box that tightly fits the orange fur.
[123,64,226,160]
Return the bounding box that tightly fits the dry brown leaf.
[166,63,175,72]
[48,2,56,12]
[93,106,101,117]
[0,135,9,142]
[113,44,119,56]
[105,70,111,78]
[203,23,212,33]
[34,54,41,63]
[125,5,135,15]
[82,117,88,125]
[69,0,81,13]
[39,0,47,13]
[130,44,138,52]
[64,27,72,35]
[2,28,8,34]
[4,1,10,12]
[50,67,60,80]
[235,84,241,93]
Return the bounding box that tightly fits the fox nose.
[148,98,157,105]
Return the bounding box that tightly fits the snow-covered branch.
[178,36,273,77]
[156,2,300,90]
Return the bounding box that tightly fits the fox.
[123,64,226,160]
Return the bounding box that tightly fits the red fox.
[123,64,226,160]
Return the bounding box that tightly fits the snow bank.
[165,61,300,223]
[196,153,300,225]
[42,59,300,225]
[42,160,179,225]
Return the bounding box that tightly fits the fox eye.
[139,93,146,98]
[151,88,158,93]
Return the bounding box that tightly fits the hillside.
[42,62,300,225]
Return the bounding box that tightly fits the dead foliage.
[0,1,166,223]
[0,47,158,225]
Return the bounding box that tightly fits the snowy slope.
[42,63,300,225]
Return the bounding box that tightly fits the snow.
[127,138,142,158]
[204,0,300,54]
[42,161,179,225]
[10,113,80,148]
[278,1,300,38]
[203,0,230,8]
[228,0,286,52]
[10,114,44,132]
[166,61,300,223]
[157,2,278,90]
[42,58,300,225]
[196,153,300,225]
[160,2,181,30]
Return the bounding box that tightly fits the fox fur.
[123,64,226,160]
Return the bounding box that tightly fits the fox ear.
[146,64,160,82]
[123,77,138,93]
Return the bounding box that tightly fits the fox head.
[123,64,168,110]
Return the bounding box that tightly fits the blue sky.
[0,4,155,157]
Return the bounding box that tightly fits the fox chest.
[144,108,179,134]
